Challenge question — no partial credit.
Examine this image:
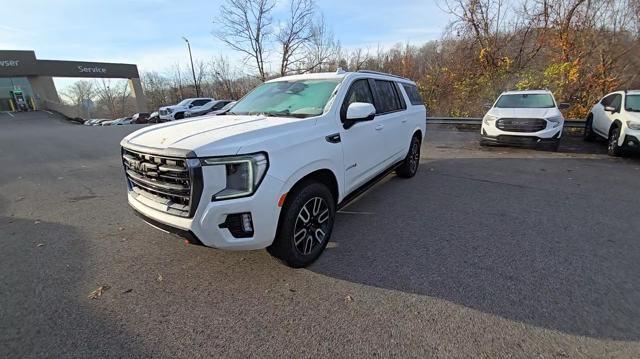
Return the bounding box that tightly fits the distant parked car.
[90,119,113,126]
[159,98,215,121]
[131,112,150,124]
[209,101,236,116]
[584,90,640,156]
[84,118,109,126]
[185,100,234,118]
[101,117,132,126]
[480,90,569,151]
[147,111,160,123]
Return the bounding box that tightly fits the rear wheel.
[396,134,421,178]
[584,115,596,142]
[607,125,623,157]
[267,181,335,268]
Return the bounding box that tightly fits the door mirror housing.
[558,102,570,110]
[344,102,376,129]
[604,105,617,113]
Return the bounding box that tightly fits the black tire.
[174,112,185,120]
[396,134,421,178]
[584,115,596,142]
[267,181,335,268]
[607,125,624,157]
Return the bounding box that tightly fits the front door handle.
[401,118,408,123]
[375,125,384,131]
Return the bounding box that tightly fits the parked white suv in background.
[159,98,215,121]
[121,70,426,267]
[584,90,640,156]
[481,90,568,151]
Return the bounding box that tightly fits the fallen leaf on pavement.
[157,274,163,282]
[345,295,354,302]
[122,289,133,294]
[88,285,110,299]
[36,243,45,247]
[34,220,41,225]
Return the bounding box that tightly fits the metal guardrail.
[427,117,586,129]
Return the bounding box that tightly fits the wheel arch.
[285,169,339,206]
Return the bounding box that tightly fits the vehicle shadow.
[0,200,152,357]
[311,157,640,341]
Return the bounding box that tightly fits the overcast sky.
[1,0,452,77]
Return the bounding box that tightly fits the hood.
[488,107,561,119]
[626,111,640,122]
[121,114,314,157]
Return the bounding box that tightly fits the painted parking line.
[2,111,15,118]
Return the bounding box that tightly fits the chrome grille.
[496,118,547,133]
[122,148,200,217]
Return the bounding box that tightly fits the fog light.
[219,212,254,238]
[241,213,253,232]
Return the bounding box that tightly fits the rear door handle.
[375,125,384,131]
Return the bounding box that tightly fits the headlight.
[166,108,173,113]
[483,114,498,125]
[202,153,269,201]
[547,116,563,128]
[627,121,640,130]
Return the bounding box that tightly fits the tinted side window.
[212,101,228,110]
[341,79,375,119]
[192,99,211,107]
[373,80,402,114]
[610,94,622,111]
[402,84,424,106]
[601,95,613,106]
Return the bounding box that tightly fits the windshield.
[228,79,341,118]
[495,94,555,108]
[625,95,640,112]
[177,99,191,107]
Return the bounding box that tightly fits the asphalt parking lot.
[1,111,639,358]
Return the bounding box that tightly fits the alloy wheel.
[409,139,420,173]
[293,197,330,255]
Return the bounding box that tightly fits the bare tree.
[95,79,130,119]
[216,0,275,81]
[276,0,316,76]
[303,15,340,73]
[61,80,95,108]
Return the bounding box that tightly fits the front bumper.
[128,173,285,251]
[622,134,640,152]
[481,121,562,147]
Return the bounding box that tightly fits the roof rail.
[357,70,410,81]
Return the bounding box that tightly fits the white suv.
[481,90,568,151]
[158,98,215,121]
[584,90,640,156]
[121,70,426,267]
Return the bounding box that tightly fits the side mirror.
[604,105,616,113]
[558,102,570,110]
[483,103,493,110]
[344,102,376,129]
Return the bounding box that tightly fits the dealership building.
[0,50,147,116]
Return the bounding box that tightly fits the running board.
[338,162,402,210]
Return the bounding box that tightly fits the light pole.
[182,37,200,97]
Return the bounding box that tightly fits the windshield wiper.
[263,110,310,118]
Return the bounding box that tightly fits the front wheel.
[607,125,624,157]
[174,112,185,120]
[396,134,421,178]
[267,181,335,268]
